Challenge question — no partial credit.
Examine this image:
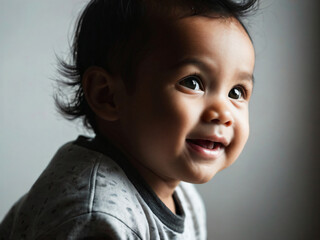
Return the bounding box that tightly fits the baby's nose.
[201,98,233,127]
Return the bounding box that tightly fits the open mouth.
[186,139,223,150]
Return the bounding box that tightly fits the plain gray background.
[0,0,319,239]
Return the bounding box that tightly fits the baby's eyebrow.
[237,72,255,85]
[170,57,206,70]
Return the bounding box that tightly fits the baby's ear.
[82,67,122,121]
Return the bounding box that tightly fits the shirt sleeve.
[36,212,143,240]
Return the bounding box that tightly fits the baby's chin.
[181,165,223,184]
[183,158,238,184]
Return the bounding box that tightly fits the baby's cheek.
[240,113,250,144]
[232,118,250,159]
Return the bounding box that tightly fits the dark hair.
[55,0,258,132]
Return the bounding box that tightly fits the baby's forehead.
[148,14,248,45]
[143,16,252,65]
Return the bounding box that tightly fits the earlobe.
[82,67,120,121]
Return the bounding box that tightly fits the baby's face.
[117,16,255,184]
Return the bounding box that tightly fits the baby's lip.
[186,135,229,147]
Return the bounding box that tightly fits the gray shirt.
[0,136,207,239]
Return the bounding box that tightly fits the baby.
[0,0,257,239]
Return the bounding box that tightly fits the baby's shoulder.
[7,140,146,239]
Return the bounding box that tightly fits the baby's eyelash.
[233,84,249,99]
[178,72,204,92]
[186,72,202,80]
[189,72,205,89]
[191,72,201,77]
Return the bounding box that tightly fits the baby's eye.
[228,86,245,100]
[179,76,203,91]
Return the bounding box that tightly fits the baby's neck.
[124,152,180,214]
[133,162,180,214]
[162,195,176,214]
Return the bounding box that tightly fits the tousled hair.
[55,0,258,132]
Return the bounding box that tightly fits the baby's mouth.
[186,139,222,150]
